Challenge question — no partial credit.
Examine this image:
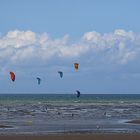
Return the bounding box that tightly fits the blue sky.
[0,0,140,94]
[0,0,140,36]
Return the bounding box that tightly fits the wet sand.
[0,125,12,128]
[126,119,140,124]
[0,134,140,140]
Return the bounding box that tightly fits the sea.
[0,94,140,135]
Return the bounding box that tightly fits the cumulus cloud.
[0,29,140,72]
[82,29,140,64]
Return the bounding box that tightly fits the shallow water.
[0,94,140,134]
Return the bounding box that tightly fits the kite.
[36,77,41,85]
[58,71,63,78]
[10,71,15,82]
[76,90,80,98]
[74,63,79,70]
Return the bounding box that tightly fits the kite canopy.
[76,90,80,98]
[36,77,41,85]
[74,63,79,70]
[58,71,63,78]
[10,71,15,82]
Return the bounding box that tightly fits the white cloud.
[0,29,140,71]
[83,31,101,43]
[0,30,37,49]
[83,29,140,64]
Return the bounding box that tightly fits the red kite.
[10,71,15,82]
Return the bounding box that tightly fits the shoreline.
[0,134,140,140]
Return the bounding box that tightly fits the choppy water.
[0,94,140,134]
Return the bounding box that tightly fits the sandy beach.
[0,134,140,140]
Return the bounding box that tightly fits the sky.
[0,0,140,94]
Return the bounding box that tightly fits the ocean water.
[1,94,140,103]
[0,94,140,134]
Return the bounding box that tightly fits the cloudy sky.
[0,0,140,94]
